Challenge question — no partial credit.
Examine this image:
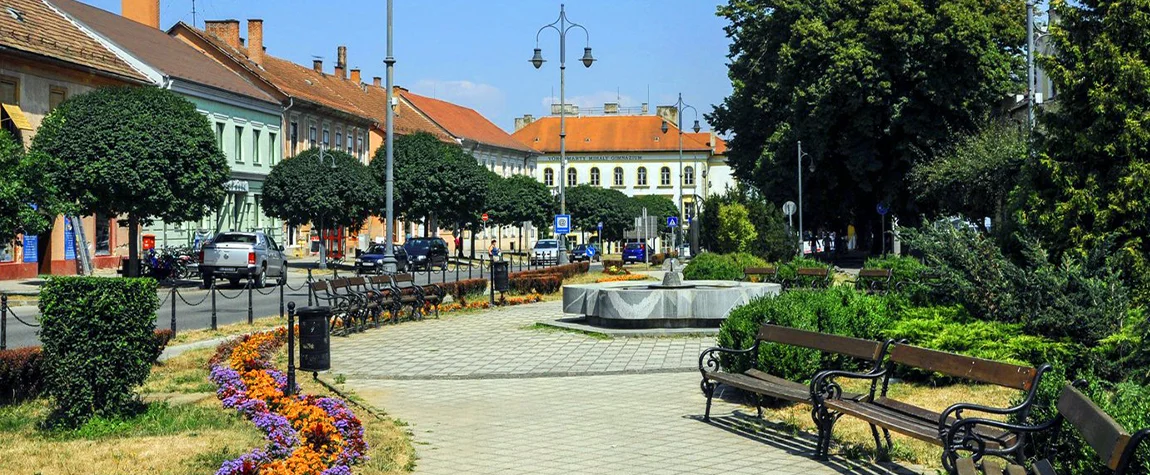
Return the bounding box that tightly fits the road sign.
[876,203,889,216]
[481,213,489,222]
[554,214,571,234]
[667,216,679,228]
[597,221,603,231]
[782,201,796,216]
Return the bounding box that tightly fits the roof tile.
[513,115,711,153]
[0,0,146,82]
[402,90,536,153]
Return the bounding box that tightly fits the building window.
[253,129,261,165]
[684,166,694,185]
[234,126,243,163]
[94,212,110,255]
[590,167,600,186]
[215,122,225,149]
[49,86,66,111]
[322,128,330,149]
[290,121,298,155]
[567,167,577,187]
[544,168,554,186]
[614,167,624,186]
[637,167,648,186]
[308,124,317,148]
[336,131,343,150]
[0,76,18,104]
[357,133,364,159]
[268,132,277,164]
[660,166,671,186]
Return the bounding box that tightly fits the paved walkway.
[332,301,916,475]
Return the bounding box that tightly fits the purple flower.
[321,465,353,475]
[216,448,267,475]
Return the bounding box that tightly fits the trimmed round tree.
[0,130,61,243]
[263,148,381,266]
[32,86,228,276]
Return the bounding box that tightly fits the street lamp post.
[381,0,399,273]
[316,147,337,269]
[532,3,594,265]
[796,141,813,256]
[666,94,700,254]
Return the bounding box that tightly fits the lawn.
[0,339,415,474]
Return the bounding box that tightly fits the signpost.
[554,214,571,235]
[481,213,489,222]
[782,200,797,253]
[876,202,889,255]
[666,216,679,228]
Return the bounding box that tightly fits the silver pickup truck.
[199,231,287,288]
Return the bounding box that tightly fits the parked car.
[199,231,287,288]
[354,243,408,274]
[404,237,449,271]
[570,244,599,262]
[531,239,562,265]
[622,242,648,264]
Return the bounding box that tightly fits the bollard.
[456,259,460,282]
[1,293,6,350]
[211,283,218,331]
[170,287,177,335]
[287,301,297,394]
[307,268,314,306]
[247,277,254,325]
[442,261,447,284]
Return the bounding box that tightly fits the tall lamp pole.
[661,95,700,253]
[316,148,336,269]
[381,0,398,273]
[532,3,594,265]
[797,141,813,256]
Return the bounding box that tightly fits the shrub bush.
[603,259,623,270]
[150,328,173,363]
[682,252,768,281]
[0,346,44,404]
[717,287,893,381]
[440,278,488,303]
[508,275,561,294]
[776,256,829,281]
[39,276,160,427]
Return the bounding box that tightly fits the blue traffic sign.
[597,221,603,230]
[876,203,889,216]
[555,214,572,234]
[667,216,679,228]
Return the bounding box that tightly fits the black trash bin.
[492,260,510,292]
[297,306,331,372]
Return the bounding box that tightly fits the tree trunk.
[128,215,140,277]
[427,212,437,238]
[469,231,476,260]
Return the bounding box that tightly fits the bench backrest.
[329,278,349,291]
[348,276,367,289]
[889,344,1039,390]
[309,280,328,292]
[858,268,892,279]
[1058,384,1132,470]
[796,267,831,277]
[744,267,778,276]
[756,324,884,361]
[393,273,414,284]
[369,275,390,286]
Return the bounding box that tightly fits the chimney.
[247,20,264,66]
[122,0,159,29]
[656,105,678,127]
[350,69,361,84]
[514,114,536,132]
[604,102,619,114]
[313,59,323,73]
[205,20,241,50]
[373,77,382,88]
[336,46,347,80]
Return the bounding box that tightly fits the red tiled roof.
[513,115,711,153]
[49,0,273,102]
[686,132,729,155]
[401,90,536,153]
[359,86,453,141]
[0,0,146,82]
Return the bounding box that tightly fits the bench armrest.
[809,367,887,403]
[939,364,1053,428]
[699,342,760,377]
[1117,429,1150,475]
[942,415,1062,471]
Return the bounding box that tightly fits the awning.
[2,103,33,130]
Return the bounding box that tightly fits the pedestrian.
[847,224,857,251]
[455,235,463,258]
[488,239,501,260]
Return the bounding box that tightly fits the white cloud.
[411,79,506,118]
[538,91,638,110]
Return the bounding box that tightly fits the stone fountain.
[562,263,780,329]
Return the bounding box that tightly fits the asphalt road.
[2,260,600,350]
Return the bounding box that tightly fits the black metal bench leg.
[755,394,763,418]
[702,380,716,422]
[818,413,838,460]
[870,423,890,461]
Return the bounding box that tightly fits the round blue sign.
[876,203,889,216]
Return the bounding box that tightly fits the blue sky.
[83,0,734,133]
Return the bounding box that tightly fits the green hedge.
[717,287,893,381]
[0,346,44,404]
[39,277,159,427]
[682,252,768,280]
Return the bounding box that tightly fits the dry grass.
[756,379,1018,467]
[0,336,414,475]
[169,314,287,345]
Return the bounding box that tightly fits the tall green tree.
[718,203,757,253]
[0,130,60,244]
[32,87,228,276]
[372,132,486,236]
[631,195,678,227]
[1021,0,1150,302]
[564,185,635,241]
[708,0,1025,243]
[700,186,796,261]
[486,174,553,229]
[263,148,381,230]
[910,120,1026,232]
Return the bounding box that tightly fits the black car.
[354,243,408,274]
[404,237,449,271]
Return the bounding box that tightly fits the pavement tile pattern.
[333,301,916,474]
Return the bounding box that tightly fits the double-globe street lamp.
[659,94,701,254]
[796,141,815,256]
[532,3,594,265]
[315,146,337,269]
[381,0,399,273]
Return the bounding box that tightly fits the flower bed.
[434,293,544,313]
[595,274,652,283]
[209,328,368,474]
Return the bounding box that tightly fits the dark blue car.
[622,242,647,264]
[355,243,408,274]
[570,244,599,262]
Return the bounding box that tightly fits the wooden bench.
[784,267,833,289]
[813,343,1052,461]
[389,274,444,319]
[326,278,367,334]
[309,280,354,334]
[346,276,385,328]
[368,275,403,324]
[946,382,1149,475]
[845,268,893,294]
[742,266,778,283]
[699,324,892,425]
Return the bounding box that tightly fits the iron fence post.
[1,293,6,350]
[442,261,446,284]
[456,259,460,282]
[307,268,314,306]
[170,287,177,335]
[287,301,296,394]
[211,283,218,331]
[247,277,254,325]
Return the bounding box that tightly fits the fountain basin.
[562,280,781,329]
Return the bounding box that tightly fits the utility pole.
[381,0,398,273]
